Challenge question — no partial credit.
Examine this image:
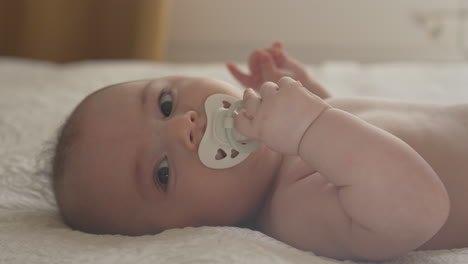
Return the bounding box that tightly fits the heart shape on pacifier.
[214,148,240,160]
[231,149,239,158]
[215,148,227,160]
[222,101,231,109]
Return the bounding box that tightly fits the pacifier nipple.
[198,94,260,169]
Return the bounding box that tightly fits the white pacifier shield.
[198,94,258,169]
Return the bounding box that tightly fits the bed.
[1,57,467,263]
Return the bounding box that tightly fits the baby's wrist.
[299,76,331,99]
[297,105,332,155]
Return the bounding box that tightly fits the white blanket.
[1,58,467,264]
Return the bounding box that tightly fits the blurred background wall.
[0,0,169,62]
[167,0,468,63]
[1,0,467,63]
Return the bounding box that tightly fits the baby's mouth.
[192,123,207,147]
[199,123,207,145]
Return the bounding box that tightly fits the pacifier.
[198,94,260,169]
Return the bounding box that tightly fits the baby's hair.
[50,84,115,225]
[50,107,81,223]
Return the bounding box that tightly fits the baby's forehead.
[93,79,149,98]
[78,75,221,116]
[88,76,186,99]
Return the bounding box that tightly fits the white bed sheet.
[1,57,467,263]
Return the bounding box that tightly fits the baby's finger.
[234,109,256,140]
[242,88,261,117]
[272,41,284,50]
[258,51,278,79]
[278,76,301,90]
[259,81,279,98]
[249,50,263,76]
[226,63,252,88]
[270,42,287,66]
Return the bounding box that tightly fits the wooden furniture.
[0,0,169,62]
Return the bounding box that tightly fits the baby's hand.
[227,42,330,99]
[234,77,330,155]
[227,42,303,90]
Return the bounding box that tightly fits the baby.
[51,42,468,261]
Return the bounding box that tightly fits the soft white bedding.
[1,57,468,263]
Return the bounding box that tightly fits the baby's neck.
[252,154,313,231]
[245,151,286,230]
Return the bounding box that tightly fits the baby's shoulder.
[325,97,467,131]
[326,96,467,116]
[325,96,395,115]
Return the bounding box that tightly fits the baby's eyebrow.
[140,80,153,109]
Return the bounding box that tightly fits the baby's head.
[51,76,281,235]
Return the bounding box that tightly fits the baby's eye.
[154,158,170,190]
[159,93,173,117]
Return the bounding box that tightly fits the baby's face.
[62,76,281,235]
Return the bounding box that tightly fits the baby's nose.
[179,110,202,151]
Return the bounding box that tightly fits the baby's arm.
[227,42,331,99]
[236,77,450,260]
[299,107,449,260]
